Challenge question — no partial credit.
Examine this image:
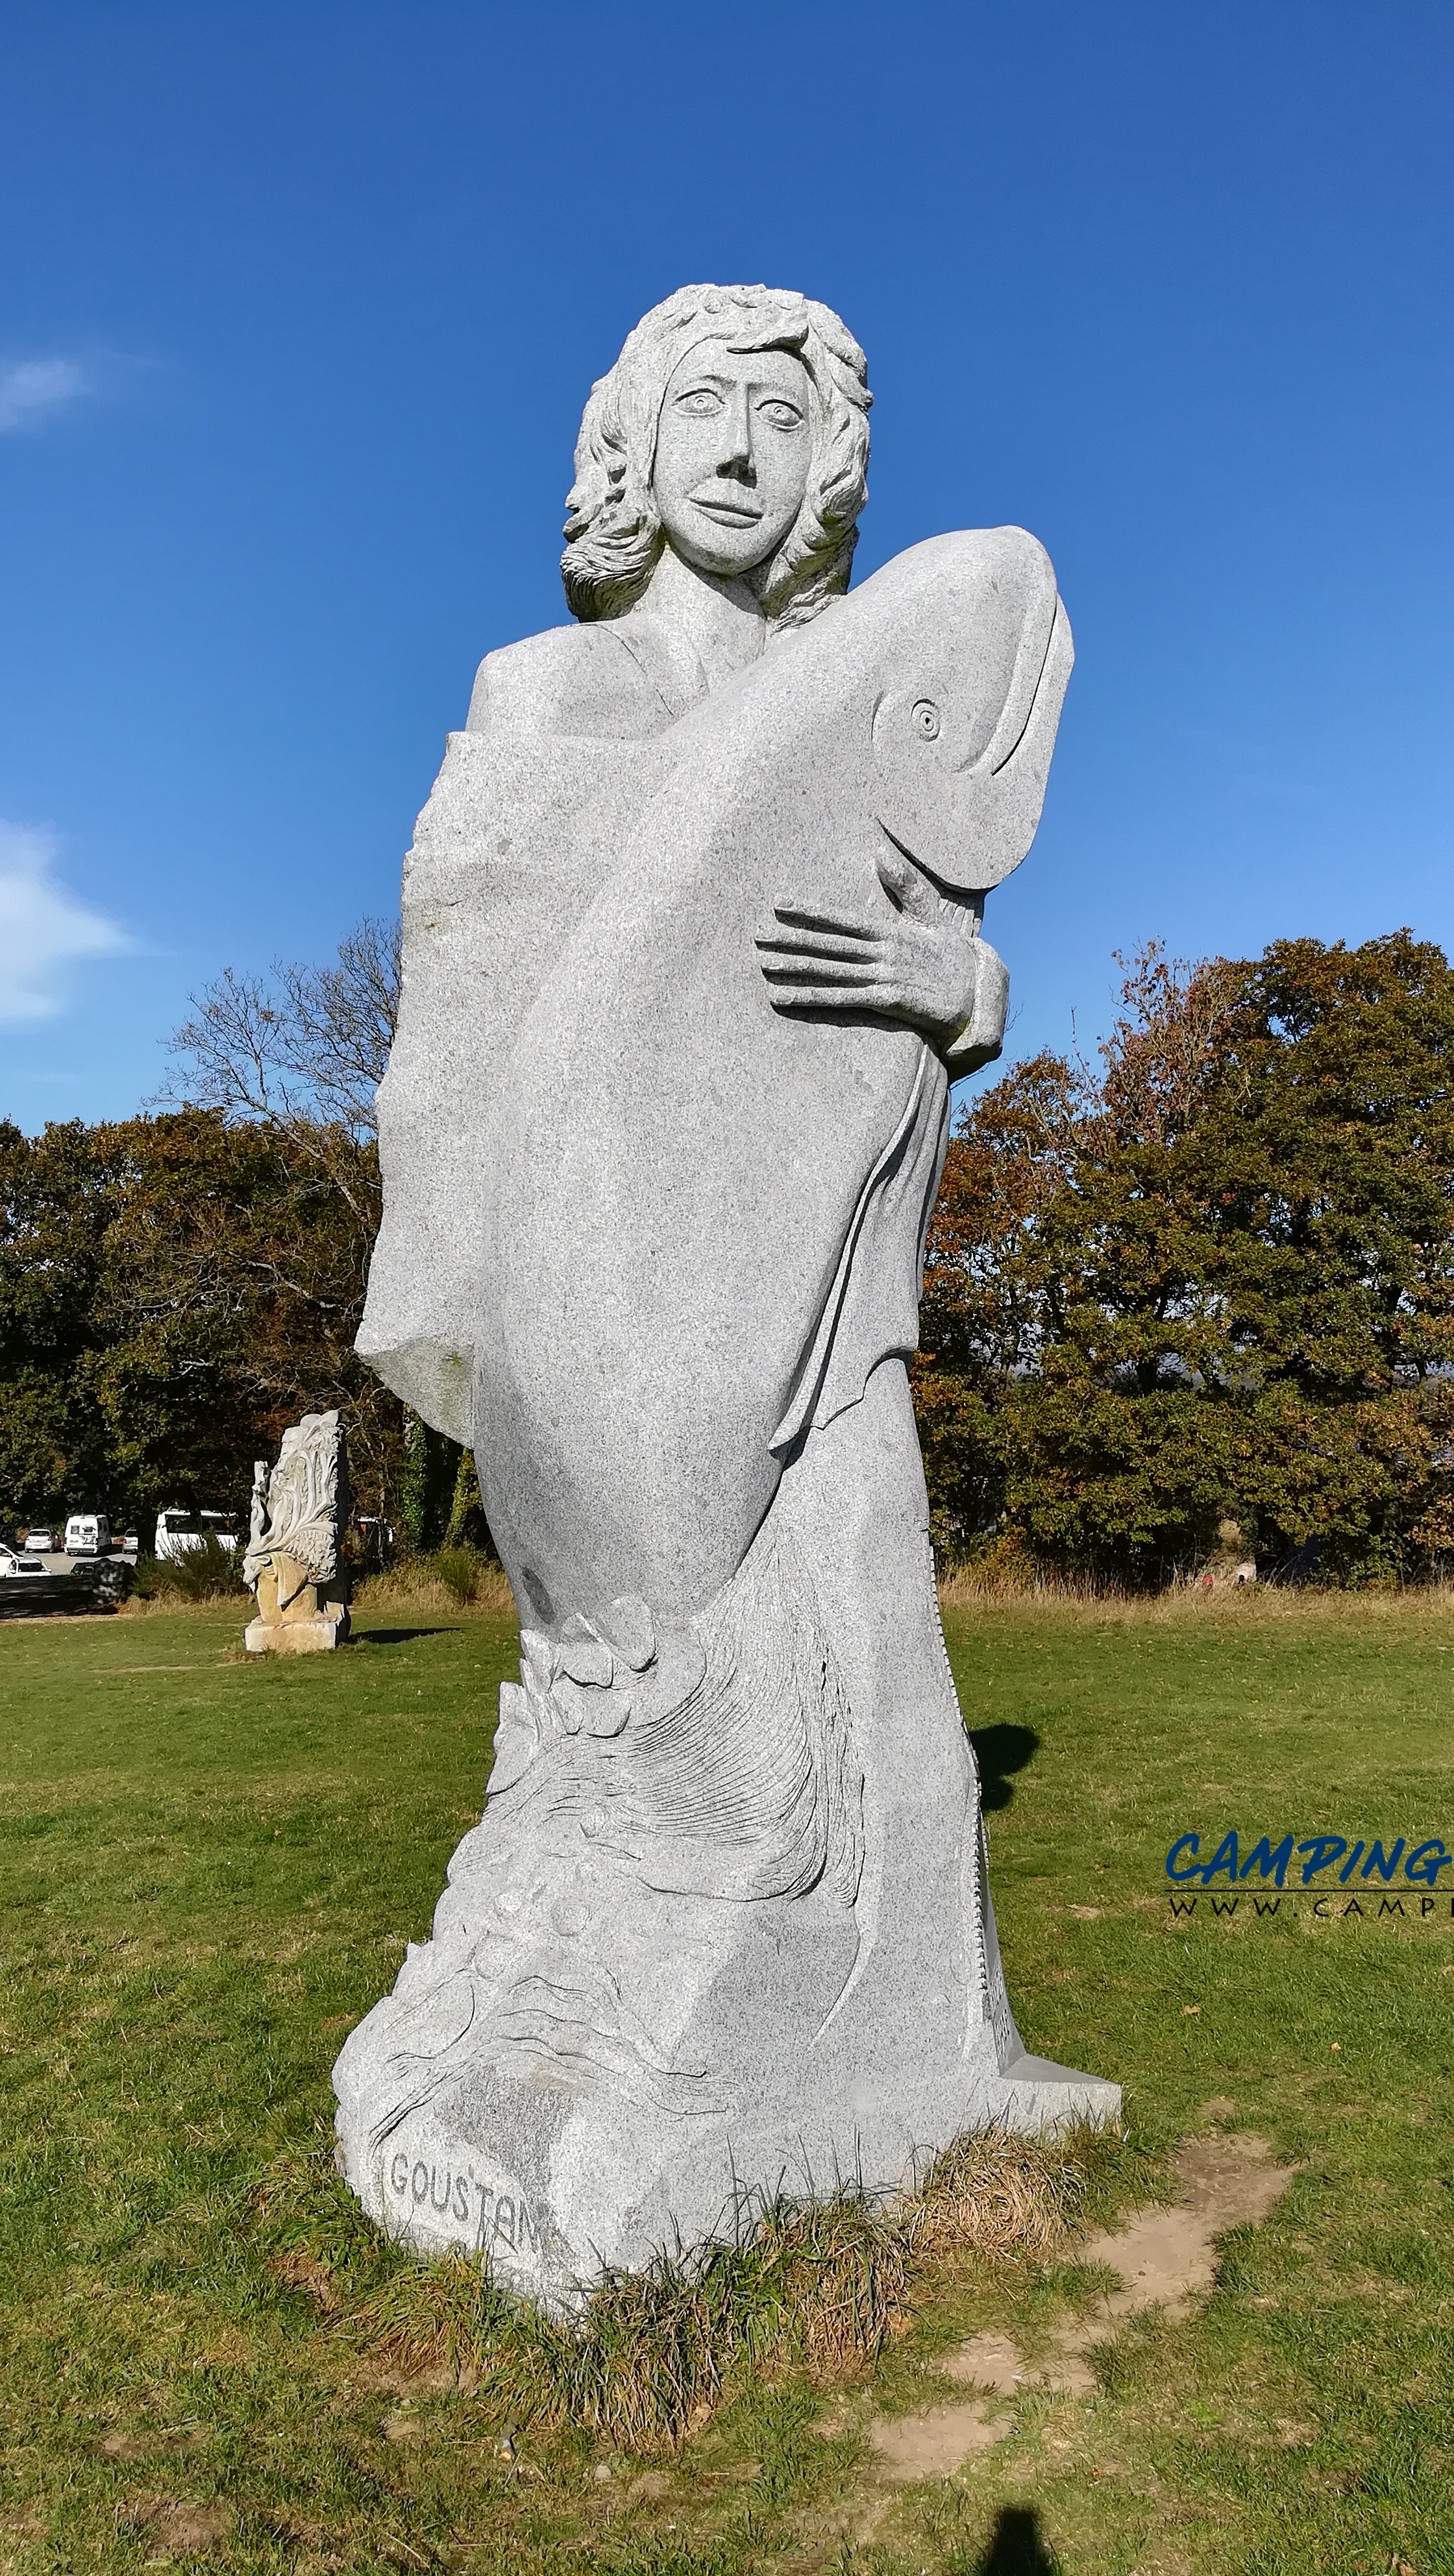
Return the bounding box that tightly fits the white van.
[154,1507,240,1564]
[64,1513,110,1556]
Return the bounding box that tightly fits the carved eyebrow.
[671,372,805,406]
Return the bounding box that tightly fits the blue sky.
[2,1,1451,1129]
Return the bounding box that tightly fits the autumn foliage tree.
[0,1108,403,1534]
[915,932,1454,1586]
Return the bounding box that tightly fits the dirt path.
[868,2131,1294,2481]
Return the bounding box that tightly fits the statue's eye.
[676,388,722,417]
[912,699,941,741]
[758,399,804,430]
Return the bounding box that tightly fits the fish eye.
[911,699,941,741]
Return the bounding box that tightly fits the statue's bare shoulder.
[466,621,680,744]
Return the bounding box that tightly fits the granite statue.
[244,1409,351,1653]
[336,284,1119,2302]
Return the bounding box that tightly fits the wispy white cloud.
[0,822,134,1024]
[0,356,90,434]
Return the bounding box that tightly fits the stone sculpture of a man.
[337,285,1117,2301]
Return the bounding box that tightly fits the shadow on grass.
[352,1626,461,1647]
[972,2503,1061,2573]
[968,1722,1041,1811]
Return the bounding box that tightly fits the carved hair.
[561,284,871,630]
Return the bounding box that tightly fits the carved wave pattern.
[349,1517,865,2151]
[625,1522,863,1906]
[488,1961,723,2116]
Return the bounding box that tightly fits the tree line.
[0,919,474,1555]
[916,930,1454,1585]
[3,924,1450,1586]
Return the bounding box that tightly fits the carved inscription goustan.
[385,2149,544,2266]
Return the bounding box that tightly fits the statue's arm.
[940,938,1010,1074]
[754,845,1010,1072]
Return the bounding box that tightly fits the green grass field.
[3,1592,1453,2575]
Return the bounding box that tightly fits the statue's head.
[562,284,871,630]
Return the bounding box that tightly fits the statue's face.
[651,339,812,579]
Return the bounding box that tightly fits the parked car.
[154,1507,240,1563]
[356,1514,396,1569]
[23,1528,55,1553]
[0,1543,49,1577]
[64,1513,110,1556]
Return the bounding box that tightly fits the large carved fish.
[471,528,1072,1633]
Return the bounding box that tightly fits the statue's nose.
[719,386,754,475]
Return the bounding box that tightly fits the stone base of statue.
[245,1555,351,1654]
[332,1365,1118,2310]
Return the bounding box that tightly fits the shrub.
[426,1544,491,1607]
[134,1533,249,1602]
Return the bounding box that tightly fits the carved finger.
[769,998,906,1024]
[758,960,883,990]
[756,930,888,967]
[769,989,883,1016]
[874,843,941,923]
[875,845,913,908]
[769,904,879,943]
[766,976,898,1013]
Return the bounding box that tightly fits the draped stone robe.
[339,532,1119,2305]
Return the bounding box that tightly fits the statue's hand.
[756,845,1008,1067]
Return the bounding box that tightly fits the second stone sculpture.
[244,1411,351,1655]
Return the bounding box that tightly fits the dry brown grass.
[344,2186,920,2449]
[116,1591,243,1619]
[112,1554,1454,1635]
[352,1556,516,1618]
[116,1557,518,1622]
[936,1566,1454,1625]
[272,2123,1109,2454]
[911,2127,1092,2262]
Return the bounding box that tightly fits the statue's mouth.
[691,494,764,528]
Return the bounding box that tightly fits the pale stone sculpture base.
[333,1363,1118,2308]
[245,1555,351,1655]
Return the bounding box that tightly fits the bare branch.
[159,915,400,1140]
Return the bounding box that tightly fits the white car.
[23,1528,55,1554]
[154,1508,240,1563]
[0,1544,49,1577]
[64,1513,110,1556]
